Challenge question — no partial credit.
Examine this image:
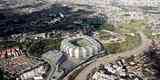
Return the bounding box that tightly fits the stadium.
[61,35,103,59]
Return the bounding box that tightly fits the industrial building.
[0,48,49,80]
[42,50,67,80]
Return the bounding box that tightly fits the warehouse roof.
[0,54,46,78]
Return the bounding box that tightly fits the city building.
[148,16,160,33]
[0,48,23,59]
[91,59,142,80]
[42,50,67,66]
[61,35,103,59]
[117,0,160,7]
[0,48,49,80]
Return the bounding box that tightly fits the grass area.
[96,20,143,53]
[152,33,160,39]
[28,38,62,57]
[98,23,115,32]
[143,26,153,39]
[119,20,146,33]
[71,38,90,47]
[143,26,160,39]
[148,33,160,39]
[103,33,141,53]
[96,30,112,40]
[0,41,23,50]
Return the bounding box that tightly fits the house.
[0,48,49,80]
[0,48,23,59]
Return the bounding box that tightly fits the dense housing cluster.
[0,48,23,59]
[90,59,142,80]
[0,48,48,80]
[0,0,160,80]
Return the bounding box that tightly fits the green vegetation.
[123,14,130,16]
[0,70,5,80]
[143,26,160,39]
[0,40,35,53]
[104,33,141,53]
[78,16,106,31]
[119,20,146,33]
[97,19,144,54]
[71,39,90,47]
[28,38,62,57]
[153,33,160,39]
[0,41,23,50]
[97,32,111,40]
[99,23,115,31]
[143,26,153,39]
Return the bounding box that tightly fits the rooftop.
[0,55,46,78]
[70,38,91,47]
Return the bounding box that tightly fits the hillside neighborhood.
[0,0,160,80]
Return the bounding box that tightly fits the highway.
[74,31,150,80]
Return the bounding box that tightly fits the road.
[41,56,56,80]
[74,31,150,80]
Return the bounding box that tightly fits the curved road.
[74,31,150,80]
[41,57,56,80]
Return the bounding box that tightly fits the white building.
[20,66,46,80]
[0,48,49,80]
[117,0,160,7]
[127,11,144,20]
[61,35,103,59]
[91,60,142,80]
